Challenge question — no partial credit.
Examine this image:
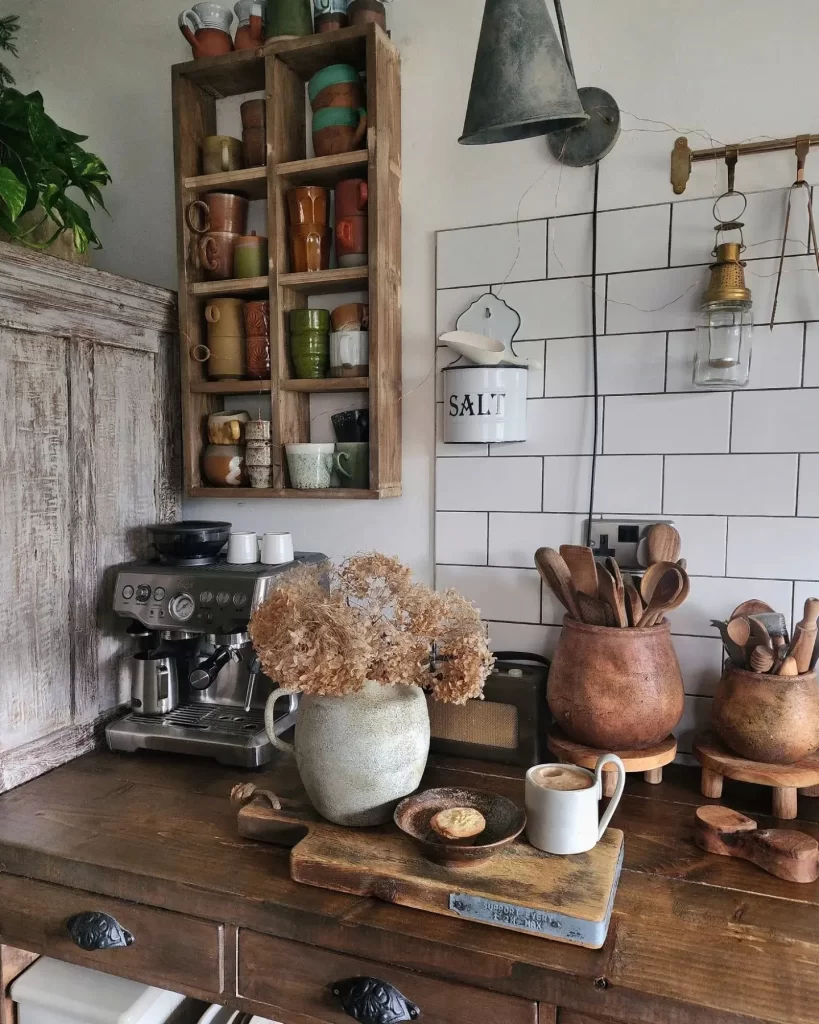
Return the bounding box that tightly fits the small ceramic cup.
[249,466,273,489]
[286,443,334,489]
[331,302,369,332]
[234,232,268,278]
[308,63,362,109]
[227,531,258,564]
[334,441,369,489]
[207,410,250,445]
[202,135,244,175]
[312,107,367,157]
[245,419,272,442]
[330,330,368,377]
[201,444,247,487]
[260,532,295,564]
[331,408,368,442]
[245,443,273,467]
[290,308,330,379]
[524,755,626,856]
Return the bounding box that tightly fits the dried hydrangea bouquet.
[250,553,494,826]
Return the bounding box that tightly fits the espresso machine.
[105,521,326,767]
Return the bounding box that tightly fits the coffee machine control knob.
[168,592,196,622]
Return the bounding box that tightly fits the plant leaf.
[0,165,27,221]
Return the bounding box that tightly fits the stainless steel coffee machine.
[105,522,326,767]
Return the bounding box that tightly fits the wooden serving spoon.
[637,567,684,627]
[623,580,644,627]
[730,600,775,621]
[645,523,681,566]
[576,591,616,627]
[559,544,598,597]
[535,548,582,621]
[596,560,628,628]
[639,561,680,606]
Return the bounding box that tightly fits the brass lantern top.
[703,241,752,306]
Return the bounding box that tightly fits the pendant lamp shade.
[459,0,588,146]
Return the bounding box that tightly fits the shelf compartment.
[279,267,368,293]
[190,379,272,394]
[184,166,268,200]
[175,49,265,98]
[280,376,368,393]
[190,487,381,499]
[277,151,368,187]
[266,24,369,78]
[190,276,269,297]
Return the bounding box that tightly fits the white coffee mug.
[227,531,258,564]
[260,532,294,564]
[524,754,626,855]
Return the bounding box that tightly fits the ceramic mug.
[330,329,368,377]
[202,135,244,175]
[334,441,369,489]
[312,107,367,157]
[234,0,265,48]
[331,302,369,331]
[525,755,626,856]
[286,443,334,489]
[198,231,238,279]
[227,531,258,564]
[245,418,271,441]
[202,444,247,487]
[260,532,295,564]
[249,466,273,489]
[244,300,270,379]
[336,216,367,266]
[266,0,313,37]
[186,193,248,235]
[290,307,330,379]
[308,63,361,109]
[208,410,250,444]
[289,224,331,273]
[204,298,245,378]
[347,0,387,28]
[179,3,235,56]
[241,100,267,165]
[332,408,368,442]
[287,186,330,226]
[234,232,268,278]
[335,177,368,218]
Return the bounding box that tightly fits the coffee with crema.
[530,766,593,792]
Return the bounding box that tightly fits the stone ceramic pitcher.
[265,680,430,826]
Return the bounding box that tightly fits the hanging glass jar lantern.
[693,216,753,390]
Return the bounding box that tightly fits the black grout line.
[802,321,808,387]
[436,506,819,521]
[728,391,735,453]
[667,203,673,267]
[663,331,670,392]
[439,453,819,462]
[796,453,802,516]
[661,455,666,513]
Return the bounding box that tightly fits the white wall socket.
[584,519,676,571]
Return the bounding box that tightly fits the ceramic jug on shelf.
[179,2,235,57]
[234,0,266,48]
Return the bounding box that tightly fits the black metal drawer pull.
[332,977,420,1024]
[66,912,135,951]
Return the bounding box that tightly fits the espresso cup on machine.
[525,754,626,855]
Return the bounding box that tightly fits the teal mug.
[334,441,369,489]
[312,106,367,157]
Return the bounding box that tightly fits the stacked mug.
[335,178,368,268]
[203,298,246,379]
[287,186,330,273]
[308,64,367,157]
[187,192,247,281]
[289,309,330,378]
[245,419,273,489]
[240,99,266,167]
[330,301,368,378]
[202,411,249,487]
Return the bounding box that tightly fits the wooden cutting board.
[235,790,624,949]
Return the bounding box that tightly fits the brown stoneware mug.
[287,186,330,227]
[198,231,238,279]
[244,300,271,379]
[186,192,248,234]
[289,223,331,273]
[202,135,244,175]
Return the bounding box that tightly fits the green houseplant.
[0,14,110,255]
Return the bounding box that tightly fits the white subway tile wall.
[435,192,819,757]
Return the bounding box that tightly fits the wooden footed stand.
[547,728,677,797]
[694,731,819,820]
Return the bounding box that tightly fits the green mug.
[334,441,369,489]
[267,0,313,37]
[290,308,330,331]
[234,233,268,279]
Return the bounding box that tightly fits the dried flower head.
[249,554,493,701]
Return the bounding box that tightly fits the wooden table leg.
[772,786,798,819]
[701,767,723,799]
[800,785,819,797]
[644,767,663,785]
[602,771,617,798]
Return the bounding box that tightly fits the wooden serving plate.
[232,785,624,949]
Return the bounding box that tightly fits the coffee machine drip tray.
[106,703,295,768]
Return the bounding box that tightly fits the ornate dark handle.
[66,912,135,951]
[331,977,420,1024]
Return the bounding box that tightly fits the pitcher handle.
[264,685,298,755]
[221,138,231,172]
[178,9,202,45]
[199,236,219,272]
[595,753,626,840]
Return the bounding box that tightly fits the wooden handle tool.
[749,645,776,673]
[637,566,684,627]
[576,591,616,627]
[559,544,598,598]
[596,560,628,628]
[789,597,819,674]
[645,523,681,566]
[695,805,819,883]
[623,580,644,627]
[535,548,582,621]
[778,655,799,677]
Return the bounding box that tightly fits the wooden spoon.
[730,600,775,621]
[747,615,773,653]
[726,616,751,651]
[623,580,644,627]
[645,524,681,566]
[637,567,684,627]
[576,591,616,627]
[535,548,582,621]
[711,620,747,667]
[639,561,681,606]
[778,656,799,678]
[596,561,628,628]
[559,544,598,597]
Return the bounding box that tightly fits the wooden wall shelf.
[172,23,401,500]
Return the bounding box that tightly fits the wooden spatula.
[695,805,819,883]
[645,524,681,566]
[596,560,627,628]
[559,544,598,597]
[535,548,582,621]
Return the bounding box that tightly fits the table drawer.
[238,929,537,1024]
[0,874,223,998]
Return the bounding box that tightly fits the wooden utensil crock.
[547,617,685,750]
[712,664,819,764]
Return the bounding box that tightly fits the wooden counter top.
[0,750,817,1024]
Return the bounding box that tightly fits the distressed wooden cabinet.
[0,243,180,793]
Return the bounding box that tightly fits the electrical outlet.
[584,519,676,572]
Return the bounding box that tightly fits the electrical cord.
[585,160,601,548]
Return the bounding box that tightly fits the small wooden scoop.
[638,566,686,627]
[645,523,681,566]
[695,805,819,883]
[535,548,582,621]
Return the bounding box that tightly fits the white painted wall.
[9,0,819,582]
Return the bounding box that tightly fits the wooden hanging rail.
[671,133,819,194]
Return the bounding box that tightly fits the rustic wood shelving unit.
[172,24,401,499]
